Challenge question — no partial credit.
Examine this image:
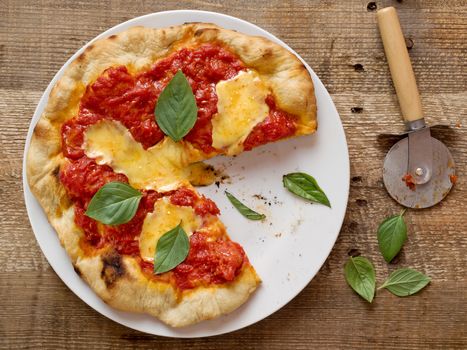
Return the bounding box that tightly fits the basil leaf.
[282,172,330,207]
[378,268,431,297]
[85,182,142,225]
[154,223,190,274]
[155,70,197,142]
[225,191,266,221]
[377,210,407,263]
[344,256,376,303]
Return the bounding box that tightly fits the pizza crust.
[75,252,259,327]
[26,23,316,327]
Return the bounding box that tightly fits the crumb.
[220,174,232,184]
[253,194,267,201]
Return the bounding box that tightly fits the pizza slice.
[26,23,316,327]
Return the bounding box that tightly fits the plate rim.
[22,9,350,338]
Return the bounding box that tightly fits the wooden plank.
[0,272,465,349]
[0,0,466,348]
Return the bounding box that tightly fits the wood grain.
[1,0,466,348]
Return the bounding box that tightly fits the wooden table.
[1,0,466,348]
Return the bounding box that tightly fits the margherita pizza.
[26,23,316,327]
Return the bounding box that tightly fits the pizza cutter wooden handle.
[377,7,423,122]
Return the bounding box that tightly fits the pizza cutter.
[377,7,456,208]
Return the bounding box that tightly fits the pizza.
[26,23,316,327]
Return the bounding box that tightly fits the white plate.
[23,10,349,337]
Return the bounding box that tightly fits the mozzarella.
[212,70,270,155]
[139,197,202,262]
[84,120,204,191]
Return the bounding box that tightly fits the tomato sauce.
[60,157,129,203]
[173,232,246,290]
[243,95,297,150]
[59,43,297,289]
[169,187,220,216]
[402,173,416,191]
[169,187,198,207]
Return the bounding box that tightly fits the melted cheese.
[212,70,270,155]
[84,120,212,191]
[139,197,202,262]
[187,162,217,187]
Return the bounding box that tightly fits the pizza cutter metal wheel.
[377,7,456,208]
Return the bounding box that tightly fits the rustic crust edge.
[76,254,259,327]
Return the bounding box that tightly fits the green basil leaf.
[282,172,331,207]
[85,182,142,225]
[344,256,376,303]
[155,70,197,141]
[154,223,190,274]
[225,191,266,221]
[378,268,431,297]
[377,210,407,263]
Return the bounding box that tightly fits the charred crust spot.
[77,45,94,61]
[101,251,125,287]
[194,28,207,37]
[194,28,218,38]
[73,264,82,277]
[108,34,118,40]
[261,48,273,59]
[159,30,167,42]
[77,52,86,62]
[33,123,49,139]
[51,165,60,179]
